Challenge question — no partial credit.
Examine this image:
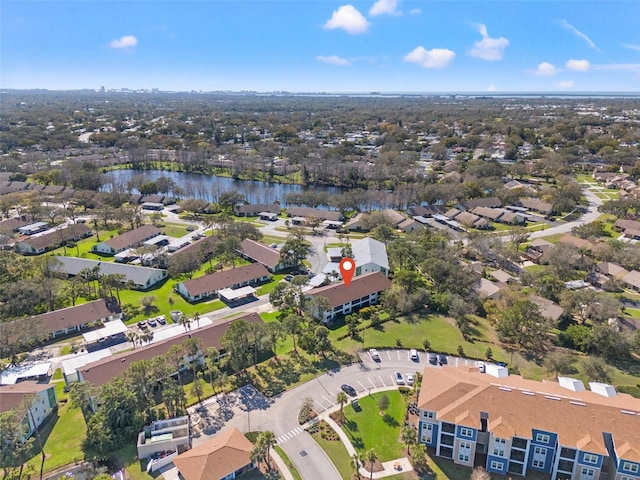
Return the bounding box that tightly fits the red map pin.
[339,257,356,287]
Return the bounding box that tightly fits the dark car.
[438,354,448,365]
[137,321,147,329]
[428,353,438,365]
[341,384,357,397]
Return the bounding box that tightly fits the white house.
[0,382,57,442]
[351,237,390,278]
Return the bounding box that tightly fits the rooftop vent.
[589,382,617,398]
[569,401,586,407]
[499,387,512,392]
[558,377,585,392]
[544,395,561,401]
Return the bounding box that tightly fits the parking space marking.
[313,399,327,411]
[390,373,396,384]
[386,350,392,360]
[397,350,401,360]
[379,375,386,386]
[357,380,367,392]
[322,395,335,406]
[369,377,377,388]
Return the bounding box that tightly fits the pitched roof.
[285,207,343,222]
[529,295,564,321]
[558,234,593,250]
[623,270,640,289]
[381,209,406,226]
[597,262,628,278]
[462,197,502,210]
[238,239,281,269]
[179,263,269,297]
[489,269,514,284]
[16,224,91,251]
[33,298,121,334]
[55,256,166,287]
[308,271,391,308]
[418,366,640,456]
[519,197,553,214]
[473,278,501,298]
[173,428,253,480]
[102,225,161,251]
[172,235,220,259]
[80,313,262,387]
[0,382,53,414]
[352,237,389,271]
[471,207,504,221]
[234,203,280,215]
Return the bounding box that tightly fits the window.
[532,446,546,469]
[458,441,471,463]
[580,467,595,480]
[423,411,435,419]
[460,427,473,438]
[583,453,598,465]
[622,462,639,474]
[493,438,506,457]
[421,423,433,444]
[536,433,550,444]
[490,461,503,470]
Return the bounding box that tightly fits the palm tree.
[366,449,378,480]
[336,391,348,422]
[401,425,416,455]
[411,444,428,472]
[194,311,201,328]
[126,330,139,349]
[351,453,363,479]
[179,313,191,332]
[258,431,276,472]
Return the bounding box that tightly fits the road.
[188,349,475,480]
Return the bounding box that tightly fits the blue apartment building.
[417,367,640,480]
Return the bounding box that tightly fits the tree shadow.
[344,419,359,432]
[382,414,399,427]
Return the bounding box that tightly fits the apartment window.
[532,446,546,469]
[460,427,473,438]
[423,411,435,419]
[421,423,433,444]
[583,453,598,465]
[493,438,506,457]
[621,477,635,480]
[458,441,471,463]
[580,467,595,480]
[535,433,550,444]
[490,461,503,470]
[622,462,639,474]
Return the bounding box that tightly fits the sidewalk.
[317,386,414,479]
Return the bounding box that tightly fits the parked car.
[477,361,486,373]
[438,354,448,365]
[406,373,415,386]
[409,349,418,361]
[369,348,380,361]
[428,353,438,365]
[137,321,147,329]
[269,243,278,248]
[156,315,167,325]
[341,384,357,397]
[395,372,405,385]
[186,225,195,231]
[148,318,157,327]
[284,275,293,282]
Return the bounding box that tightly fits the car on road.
[341,384,357,397]
[438,354,448,365]
[428,353,438,365]
[406,373,415,385]
[137,321,147,329]
[409,349,418,361]
[369,348,380,361]
[395,372,405,385]
[148,317,157,327]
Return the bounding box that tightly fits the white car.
[409,349,418,361]
[406,373,415,385]
[395,372,405,385]
[369,348,380,361]
[477,361,486,373]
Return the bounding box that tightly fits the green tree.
[351,453,363,479]
[581,357,613,383]
[336,391,348,418]
[543,351,576,379]
[377,394,390,415]
[411,443,428,472]
[401,425,416,455]
[366,449,378,480]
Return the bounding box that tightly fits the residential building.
[525,239,554,263]
[14,224,92,255]
[558,235,594,251]
[285,207,343,222]
[78,313,263,389]
[0,382,57,443]
[529,295,565,322]
[351,237,390,277]
[32,297,122,339]
[171,235,220,261]
[137,416,191,473]
[172,427,255,480]
[176,263,270,302]
[622,270,640,292]
[92,225,161,255]
[417,366,640,480]
[237,239,284,273]
[473,278,502,299]
[459,197,503,211]
[519,197,554,216]
[233,203,280,217]
[307,271,391,321]
[397,218,424,233]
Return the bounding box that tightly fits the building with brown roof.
[460,197,502,211]
[78,312,262,389]
[558,234,593,251]
[172,428,254,480]
[176,264,270,302]
[0,382,57,442]
[518,197,553,215]
[307,271,391,321]
[233,203,280,217]
[33,297,122,339]
[237,239,284,272]
[93,225,161,255]
[417,366,640,480]
[14,224,92,255]
[285,207,343,222]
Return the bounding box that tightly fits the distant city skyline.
[2,1,640,93]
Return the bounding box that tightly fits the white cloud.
[557,80,576,89]
[316,55,351,66]
[535,62,557,76]
[623,44,640,52]
[560,20,601,52]
[409,8,421,15]
[404,46,456,68]
[486,84,497,92]
[369,0,401,16]
[109,35,138,49]
[469,24,509,61]
[566,59,590,72]
[324,5,370,35]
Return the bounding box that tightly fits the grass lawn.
[342,390,407,461]
[26,399,86,474]
[273,445,303,480]
[311,428,354,480]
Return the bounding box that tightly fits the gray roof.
[351,237,389,271]
[54,256,166,288]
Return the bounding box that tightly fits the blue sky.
[2,1,640,92]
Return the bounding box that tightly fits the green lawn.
[311,429,354,480]
[342,390,407,462]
